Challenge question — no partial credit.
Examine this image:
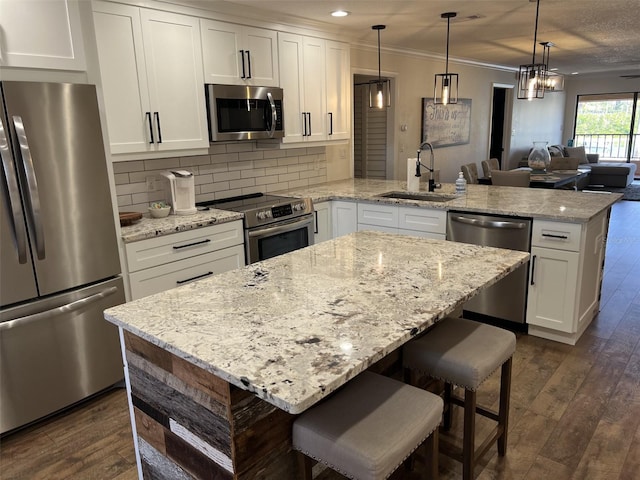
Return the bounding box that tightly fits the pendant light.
[540,41,556,90]
[517,0,546,100]
[369,25,390,109]
[434,12,458,105]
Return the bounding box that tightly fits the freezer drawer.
[0,276,125,435]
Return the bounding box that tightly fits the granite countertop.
[282,178,622,223]
[105,230,529,414]
[119,208,243,243]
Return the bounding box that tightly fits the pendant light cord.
[532,0,541,64]
[377,28,382,80]
[445,16,450,75]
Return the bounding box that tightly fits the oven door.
[246,214,314,264]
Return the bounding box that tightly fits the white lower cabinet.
[125,221,244,300]
[332,201,358,238]
[357,203,446,239]
[526,211,609,344]
[313,202,332,243]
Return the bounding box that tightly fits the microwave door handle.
[0,116,29,263]
[12,116,45,260]
[267,92,276,138]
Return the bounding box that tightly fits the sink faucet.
[415,141,438,192]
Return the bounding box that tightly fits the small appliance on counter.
[161,170,197,215]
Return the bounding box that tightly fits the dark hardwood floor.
[1,199,638,480]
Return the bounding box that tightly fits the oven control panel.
[252,199,313,226]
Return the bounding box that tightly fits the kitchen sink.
[376,191,457,203]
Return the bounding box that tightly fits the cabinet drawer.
[398,207,446,235]
[532,220,582,252]
[125,221,243,272]
[129,244,245,299]
[357,203,398,228]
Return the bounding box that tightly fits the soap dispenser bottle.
[455,172,467,195]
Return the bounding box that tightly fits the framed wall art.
[421,98,472,148]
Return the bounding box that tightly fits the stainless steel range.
[197,193,314,264]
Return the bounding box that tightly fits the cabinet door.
[302,36,327,141]
[314,202,332,243]
[332,201,357,238]
[93,2,151,154]
[526,246,579,333]
[243,26,279,86]
[325,41,350,140]
[140,9,209,151]
[0,0,86,70]
[278,32,304,143]
[200,19,244,85]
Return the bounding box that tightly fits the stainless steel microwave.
[206,84,284,141]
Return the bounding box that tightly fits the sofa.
[520,145,636,188]
[551,145,636,187]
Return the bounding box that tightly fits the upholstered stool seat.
[292,371,443,480]
[403,317,516,480]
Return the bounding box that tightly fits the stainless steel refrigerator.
[0,81,125,435]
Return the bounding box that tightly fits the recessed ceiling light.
[331,10,350,17]
[571,72,579,75]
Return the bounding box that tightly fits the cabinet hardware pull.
[240,50,246,79]
[173,239,211,250]
[530,255,536,285]
[308,112,312,136]
[302,112,307,136]
[542,233,568,239]
[176,271,213,284]
[154,112,162,143]
[146,112,154,143]
[328,112,333,135]
[245,50,252,78]
[314,211,319,234]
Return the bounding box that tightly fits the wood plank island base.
[105,231,529,479]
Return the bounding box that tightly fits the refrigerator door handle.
[0,286,118,331]
[12,116,46,260]
[0,116,29,263]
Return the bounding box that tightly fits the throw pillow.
[564,146,588,164]
[548,145,564,157]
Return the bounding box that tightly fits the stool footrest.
[450,393,500,422]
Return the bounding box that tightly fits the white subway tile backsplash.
[115,146,328,212]
[113,160,144,174]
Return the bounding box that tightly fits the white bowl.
[148,206,171,218]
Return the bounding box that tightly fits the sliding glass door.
[574,92,639,162]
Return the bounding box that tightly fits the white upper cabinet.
[201,20,278,87]
[278,32,349,144]
[0,0,86,70]
[93,2,208,155]
[325,40,350,141]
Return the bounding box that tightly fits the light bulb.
[376,83,384,108]
[442,85,449,105]
[527,76,536,101]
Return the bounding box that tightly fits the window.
[573,92,639,162]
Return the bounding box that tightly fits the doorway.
[353,74,392,179]
[489,84,514,169]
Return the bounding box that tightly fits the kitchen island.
[105,231,529,479]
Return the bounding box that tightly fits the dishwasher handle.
[449,214,529,230]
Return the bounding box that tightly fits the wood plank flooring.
[1,199,639,480]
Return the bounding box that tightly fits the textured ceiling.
[173,0,640,77]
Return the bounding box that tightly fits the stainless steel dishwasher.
[446,211,531,325]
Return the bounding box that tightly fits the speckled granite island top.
[119,208,243,243]
[105,230,529,414]
[283,178,621,222]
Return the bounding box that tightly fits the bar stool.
[403,317,516,480]
[292,371,443,480]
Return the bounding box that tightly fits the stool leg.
[462,388,476,480]
[296,452,313,480]
[425,428,439,480]
[497,357,513,456]
[443,382,453,431]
